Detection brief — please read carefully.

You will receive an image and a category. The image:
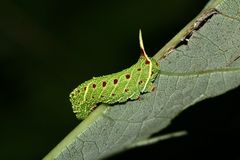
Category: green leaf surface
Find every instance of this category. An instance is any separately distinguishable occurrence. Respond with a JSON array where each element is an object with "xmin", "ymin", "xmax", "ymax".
[{"xmin": 44, "ymin": 0, "xmax": 240, "ymax": 159}]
